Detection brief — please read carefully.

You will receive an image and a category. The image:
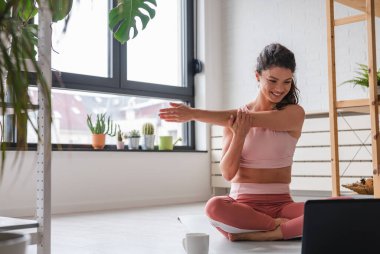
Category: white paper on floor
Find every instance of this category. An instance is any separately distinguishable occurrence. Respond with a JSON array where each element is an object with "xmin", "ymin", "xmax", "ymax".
[{"xmin": 178, "ymin": 214, "xmax": 302, "ymax": 254}]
